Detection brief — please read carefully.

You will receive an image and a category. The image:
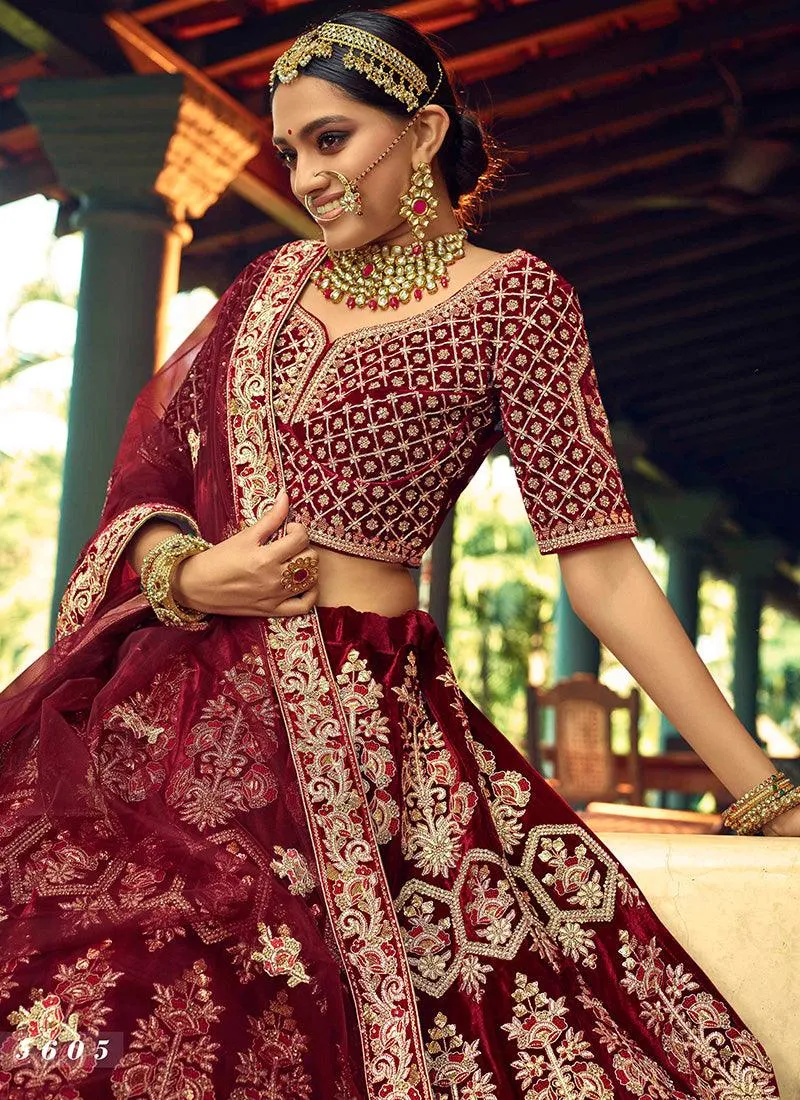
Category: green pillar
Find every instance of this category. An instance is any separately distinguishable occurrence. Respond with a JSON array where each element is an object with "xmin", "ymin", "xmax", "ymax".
[
  {"xmin": 724, "ymin": 537, "xmax": 783, "ymax": 743},
  {"xmin": 554, "ymin": 587, "xmax": 600, "ymax": 679},
  {"xmin": 17, "ymin": 73, "xmax": 260, "ymax": 639},
  {"xmin": 647, "ymin": 491, "xmax": 724, "ymax": 754},
  {"xmin": 429, "ymin": 506, "xmax": 455, "ymax": 642}
]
